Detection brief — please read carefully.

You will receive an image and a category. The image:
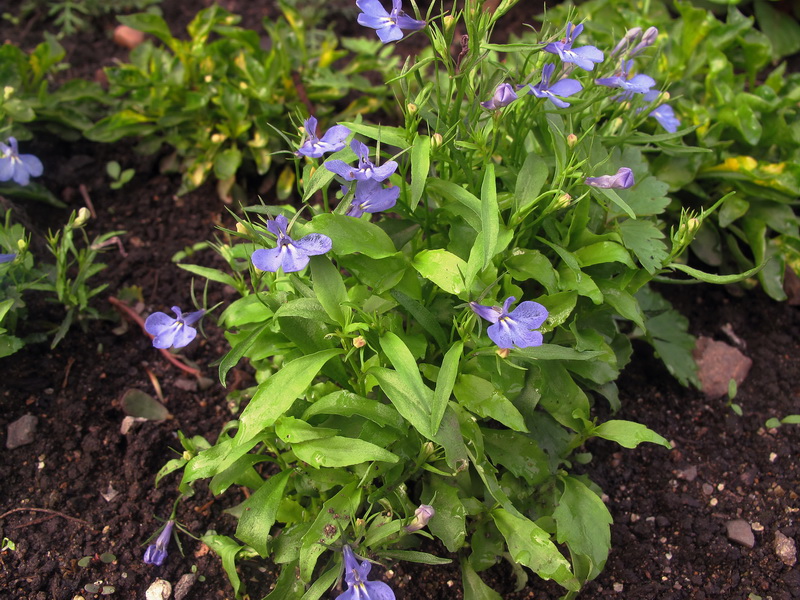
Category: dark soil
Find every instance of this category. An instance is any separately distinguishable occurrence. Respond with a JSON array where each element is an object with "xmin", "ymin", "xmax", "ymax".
[{"xmin": 1, "ymin": 2, "xmax": 799, "ymax": 600}]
